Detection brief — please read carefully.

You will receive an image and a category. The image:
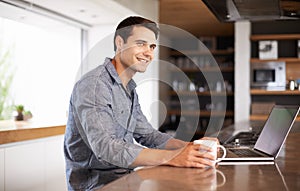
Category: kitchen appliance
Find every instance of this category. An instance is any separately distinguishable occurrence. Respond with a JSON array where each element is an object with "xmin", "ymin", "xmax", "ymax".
[
  {"xmin": 202, "ymin": 0, "xmax": 300, "ymax": 22},
  {"xmin": 250, "ymin": 61, "xmax": 286, "ymax": 90}
]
